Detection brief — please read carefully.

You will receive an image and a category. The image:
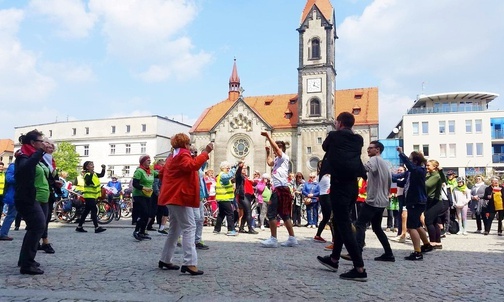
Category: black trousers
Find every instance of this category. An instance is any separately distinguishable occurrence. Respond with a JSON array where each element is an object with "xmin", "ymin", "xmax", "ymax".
[
  {"xmin": 78, "ymin": 198, "xmax": 98, "ymax": 228},
  {"xmin": 316, "ymin": 194, "xmax": 333, "ymax": 238},
  {"xmin": 292, "ymin": 204, "xmax": 302, "ymax": 226},
  {"xmin": 40, "ymin": 202, "xmax": 49, "ymax": 239},
  {"xmin": 214, "ymin": 201, "xmax": 234, "ymax": 232},
  {"xmin": 238, "ymin": 194, "xmax": 254, "ymax": 231},
  {"xmin": 330, "ymin": 180, "xmax": 364, "ymax": 268},
  {"xmin": 133, "ymin": 196, "xmax": 150, "ymax": 234},
  {"xmin": 355, "ymin": 203, "xmax": 393, "ymax": 255},
  {"xmin": 147, "ymin": 194, "xmax": 158, "ymax": 228},
  {"xmin": 16, "ymin": 202, "xmax": 46, "ymax": 268}
]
